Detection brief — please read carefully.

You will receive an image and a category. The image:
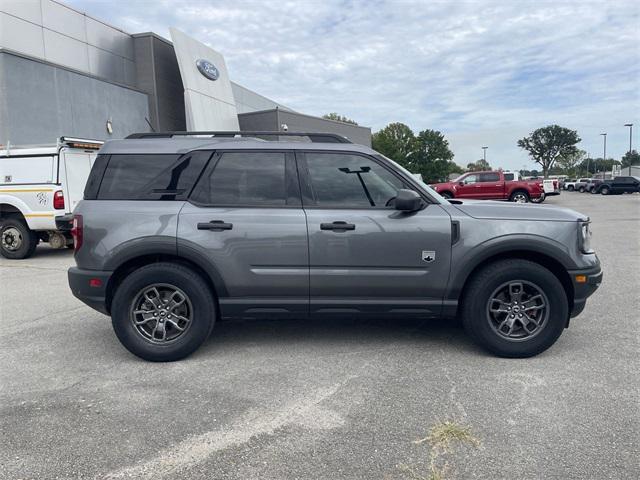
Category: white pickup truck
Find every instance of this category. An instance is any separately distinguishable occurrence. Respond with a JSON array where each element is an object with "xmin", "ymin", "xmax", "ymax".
[{"xmin": 0, "ymin": 137, "xmax": 102, "ymax": 259}]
